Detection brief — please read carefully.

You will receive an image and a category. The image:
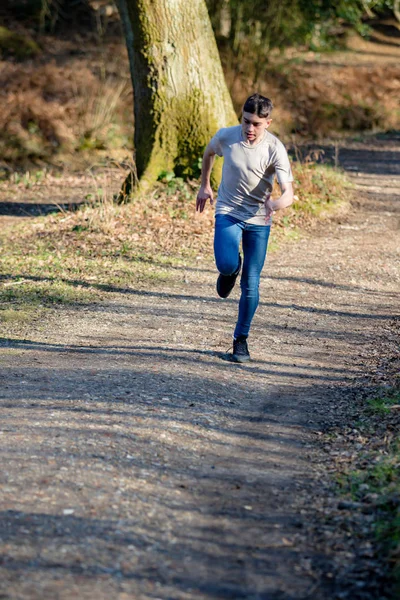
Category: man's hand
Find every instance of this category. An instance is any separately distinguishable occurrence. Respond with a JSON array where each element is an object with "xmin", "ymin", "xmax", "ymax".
[
  {"xmin": 196, "ymin": 185, "xmax": 214, "ymax": 213},
  {"xmin": 264, "ymin": 196, "xmax": 275, "ymax": 222},
  {"xmin": 196, "ymin": 143, "xmax": 216, "ymax": 213}
]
